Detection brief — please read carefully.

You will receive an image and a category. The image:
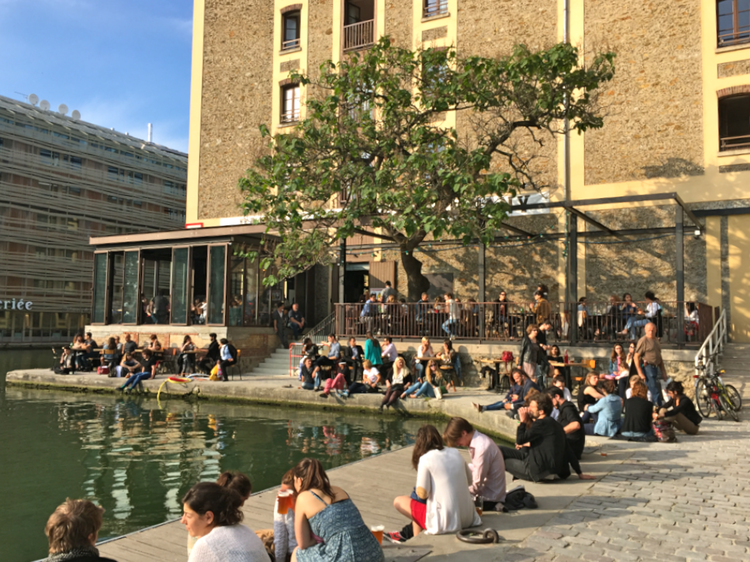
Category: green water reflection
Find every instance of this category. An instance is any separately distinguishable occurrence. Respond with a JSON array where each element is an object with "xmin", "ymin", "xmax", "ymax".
[{"xmin": 0, "ymin": 350, "xmax": 424, "ymax": 562}]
